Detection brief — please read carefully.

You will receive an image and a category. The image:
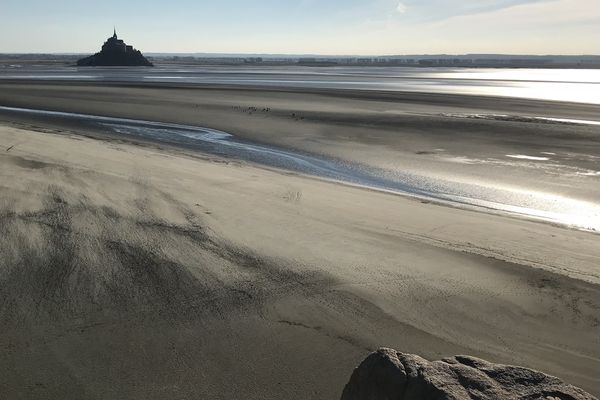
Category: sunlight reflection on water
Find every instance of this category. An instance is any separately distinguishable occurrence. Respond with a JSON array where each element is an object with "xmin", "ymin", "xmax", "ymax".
[{"xmin": 2, "ymin": 66, "xmax": 600, "ymax": 104}]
